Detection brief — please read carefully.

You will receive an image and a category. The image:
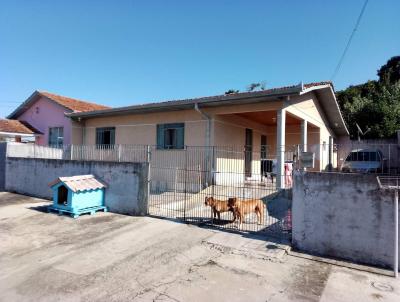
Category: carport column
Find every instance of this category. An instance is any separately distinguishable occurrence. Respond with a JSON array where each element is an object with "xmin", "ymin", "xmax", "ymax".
[
  {"xmin": 328, "ymin": 136, "xmax": 334, "ymax": 171},
  {"xmin": 300, "ymin": 120, "xmax": 307, "ymax": 171},
  {"xmin": 301, "ymin": 120, "xmax": 307, "ymax": 152},
  {"xmin": 276, "ymin": 108, "xmax": 286, "ymax": 189}
]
